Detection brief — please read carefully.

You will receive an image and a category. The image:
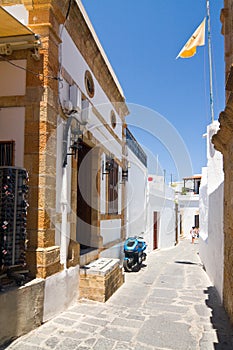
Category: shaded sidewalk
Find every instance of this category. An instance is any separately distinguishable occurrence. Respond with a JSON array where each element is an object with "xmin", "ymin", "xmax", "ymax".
[{"xmin": 1, "ymin": 239, "xmax": 233, "ymax": 350}]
